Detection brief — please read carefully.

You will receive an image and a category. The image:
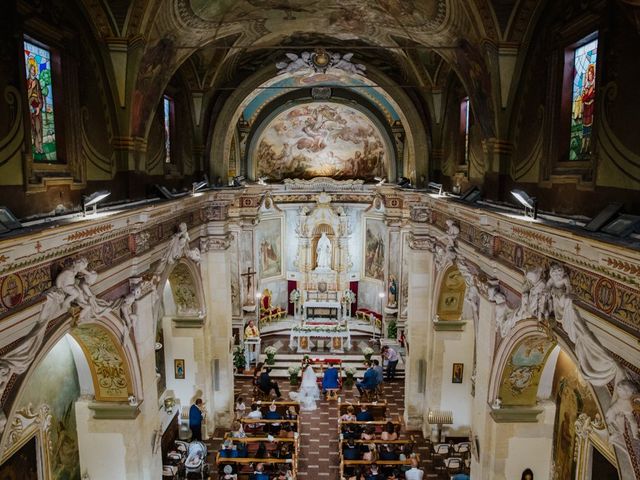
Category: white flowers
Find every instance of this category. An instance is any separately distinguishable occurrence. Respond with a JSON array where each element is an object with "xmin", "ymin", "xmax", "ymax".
[
  {"xmin": 342, "ymin": 289, "xmax": 356, "ymax": 304},
  {"xmin": 292, "ymin": 325, "xmax": 346, "ymax": 332},
  {"xmin": 289, "ymin": 289, "xmax": 301, "ymax": 303},
  {"xmin": 265, "ymin": 346, "xmax": 278, "ymax": 355},
  {"xmin": 288, "ymin": 366, "xmax": 301, "ymax": 375},
  {"xmin": 363, "ymin": 347, "xmax": 374, "ymax": 356},
  {"xmin": 345, "ymin": 367, "xmax": 356, "ymax": 376}
]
